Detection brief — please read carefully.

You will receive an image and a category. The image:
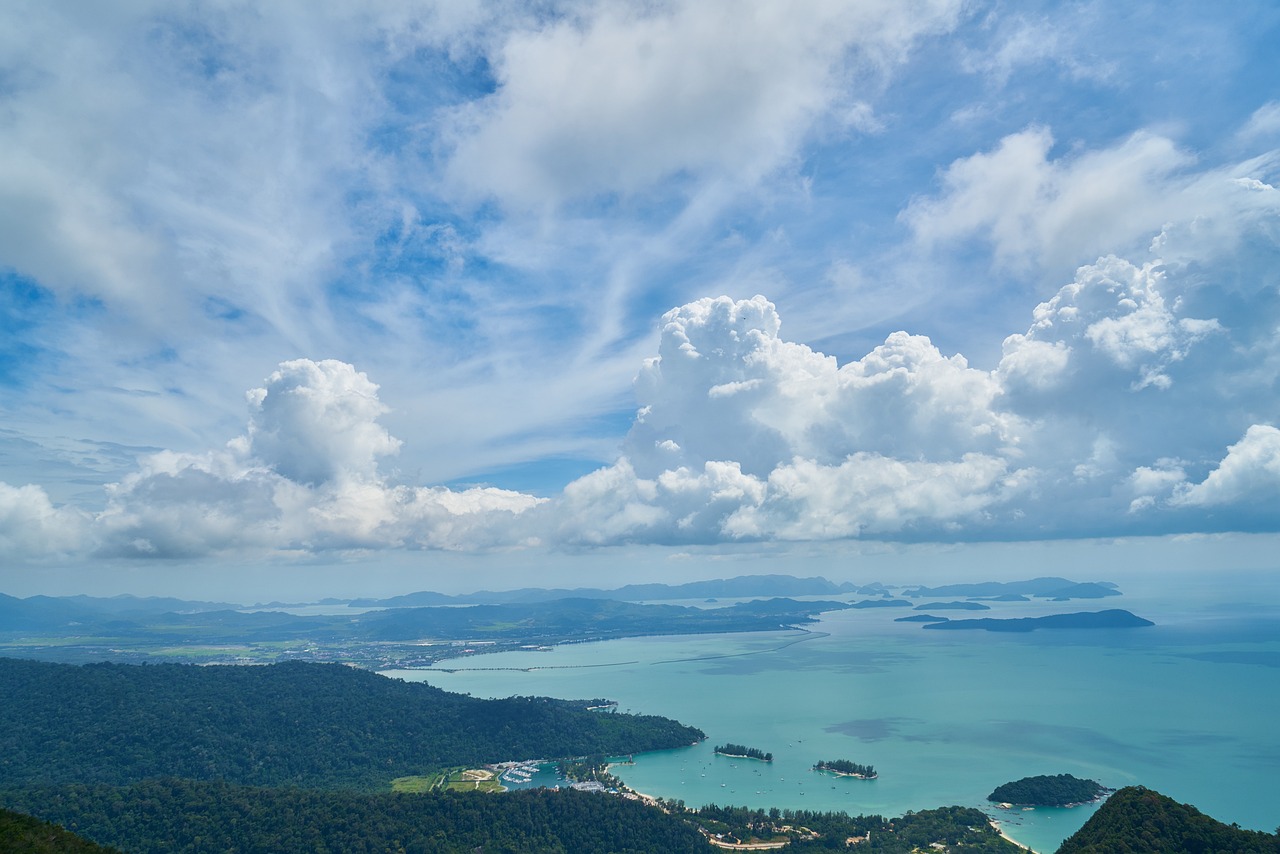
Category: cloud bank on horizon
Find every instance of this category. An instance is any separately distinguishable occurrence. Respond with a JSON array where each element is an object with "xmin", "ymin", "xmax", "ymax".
[{"xmin": 2, "ymin": 0, "xmax": 1279, "ymax": 567}]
